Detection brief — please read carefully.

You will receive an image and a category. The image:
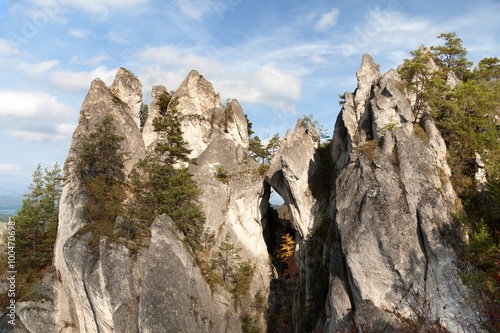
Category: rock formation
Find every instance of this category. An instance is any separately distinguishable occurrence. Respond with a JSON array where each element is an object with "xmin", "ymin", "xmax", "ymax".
[
  {"xmin": 324, "ymin": 54, "xmax": 480, "ymax": 332},
  {"xmin": 9, "ymin": 55, "xmax": 486, "ymax": 333}
]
